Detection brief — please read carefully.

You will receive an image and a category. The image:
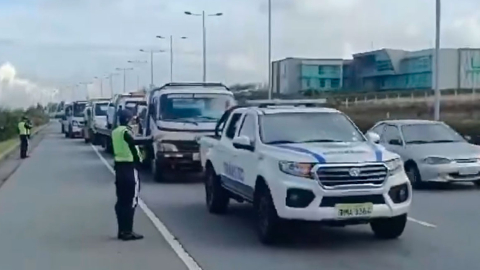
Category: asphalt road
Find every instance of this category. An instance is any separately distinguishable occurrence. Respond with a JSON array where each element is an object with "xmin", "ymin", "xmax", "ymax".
[{"xmin": 2, "ymin": 122, "xmax": 480, "ymax": 270}]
